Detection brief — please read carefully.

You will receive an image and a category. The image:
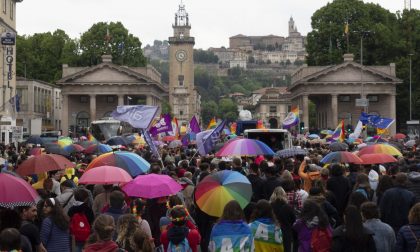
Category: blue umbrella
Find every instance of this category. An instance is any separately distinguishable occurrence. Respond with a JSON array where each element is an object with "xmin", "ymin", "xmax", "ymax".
[
  {"xmin": 26, "ymin": 135, "xmax": 44, "ymax": 145},
  {"xmin": 106, "ymin": 136, "xmax": 130, "ymax": 146},
  {"xmin": 308, "ymin": 134, "xmax": 320, "ymax": 139}
]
